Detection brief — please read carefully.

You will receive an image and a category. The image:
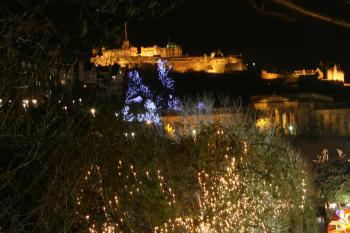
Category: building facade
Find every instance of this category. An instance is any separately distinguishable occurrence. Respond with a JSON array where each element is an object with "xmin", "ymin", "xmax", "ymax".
[{"xmin": 252, "ymin": 93, "xmax": 350, "ymax": 136}]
